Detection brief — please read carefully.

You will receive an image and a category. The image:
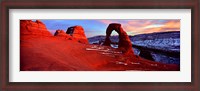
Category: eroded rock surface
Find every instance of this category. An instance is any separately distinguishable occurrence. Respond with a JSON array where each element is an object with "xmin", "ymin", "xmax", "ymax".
[
  {"xmin": 66, "ymin": 26, "xmax": 89, "ymax": 44},
  {"xmin": 54, "ymin": 30, "xmax": 66, "ymax": 36},
  {"xmin": 20, "ymin": 20, "xmax": 52, "ymax": 36}
]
